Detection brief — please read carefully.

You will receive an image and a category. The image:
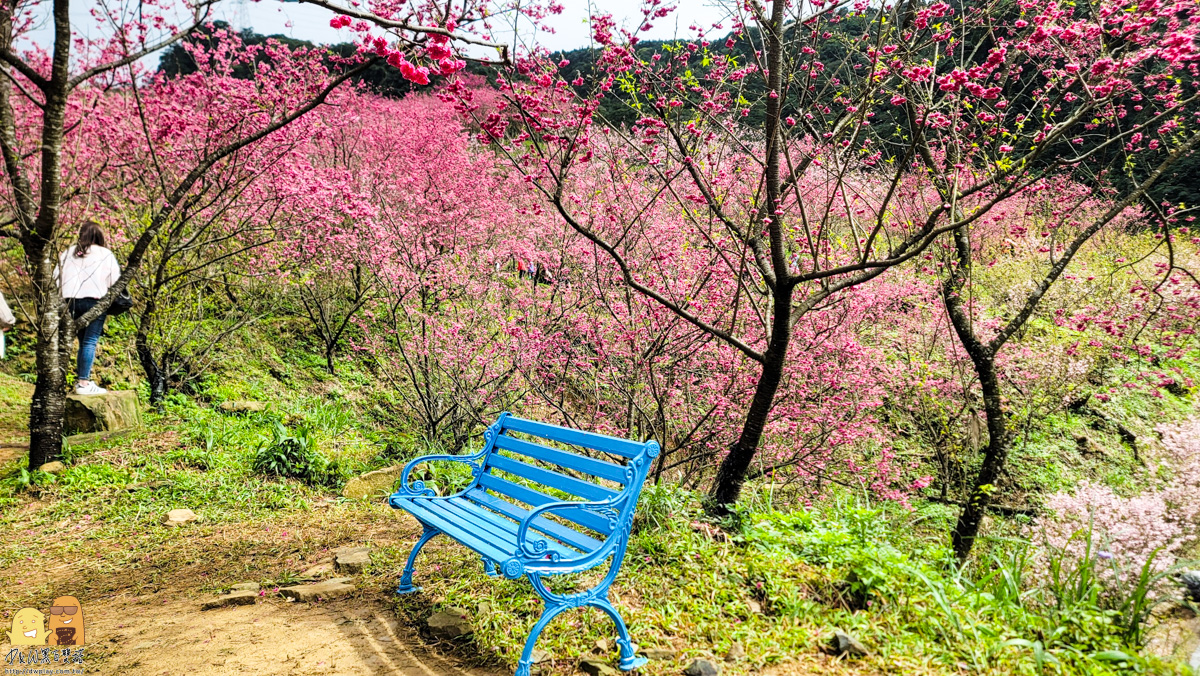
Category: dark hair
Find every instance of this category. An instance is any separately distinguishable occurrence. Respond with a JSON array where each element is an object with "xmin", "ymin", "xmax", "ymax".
[{"xmin": 75, "ymin": 220, "xmax": 105, "ymax": 258}]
